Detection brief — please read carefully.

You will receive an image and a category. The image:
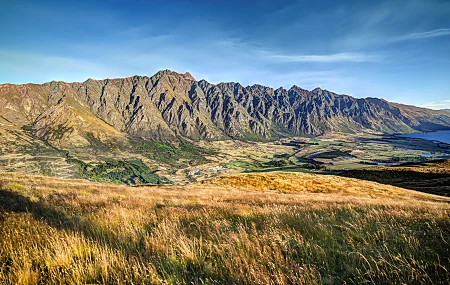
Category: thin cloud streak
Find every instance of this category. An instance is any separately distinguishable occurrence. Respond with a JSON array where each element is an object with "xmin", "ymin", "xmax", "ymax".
[
  {"xmin": 212, "ymin": 39, "xmax": 381, "ymax": 64},
  {"xmin": 269, "ymin": 52, "xmax": 381, "ymax": 63},
  {"xmin": 393, "ymin": 28, "xmax": 450, "ymax": 41},
  {"xmin": 421, "ymin": 100, "xmax": 450, "ymax": 110}
]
